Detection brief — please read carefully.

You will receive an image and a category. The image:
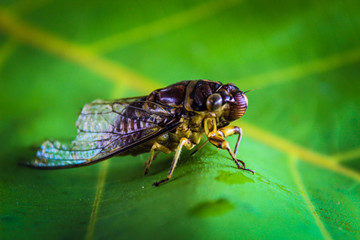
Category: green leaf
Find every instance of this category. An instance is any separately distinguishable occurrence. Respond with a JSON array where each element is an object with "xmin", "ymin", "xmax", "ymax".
[{"xmin": 1, "ymin": 0, "xmax": 359, "ymax": 239}]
